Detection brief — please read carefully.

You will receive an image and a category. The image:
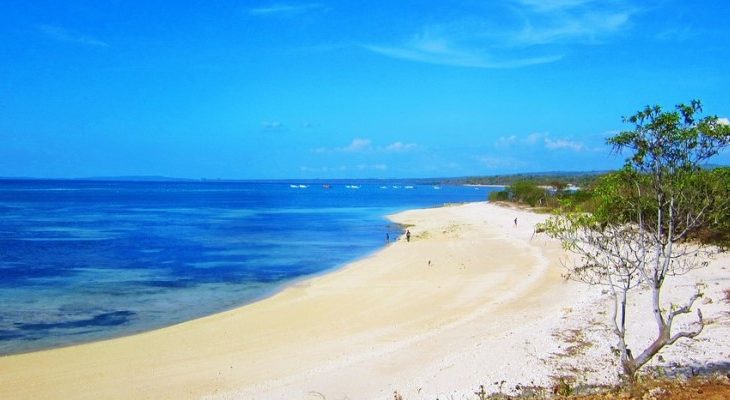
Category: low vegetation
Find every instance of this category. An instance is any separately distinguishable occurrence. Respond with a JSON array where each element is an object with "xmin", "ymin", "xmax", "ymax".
[
  {"xmin": 488, "ymin": 179, "xmax": 596, "ymax": 211},
  {"xmin": 488, "ymin": 168, "xmax": 729, "ymax": 248},
  {"xmin": 444, "ymin": 172, "xmax": 603, "ymax": 188},
  {"xmin": 392, "ymin": 375, "xmax": 730, "ymax": 399}
]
